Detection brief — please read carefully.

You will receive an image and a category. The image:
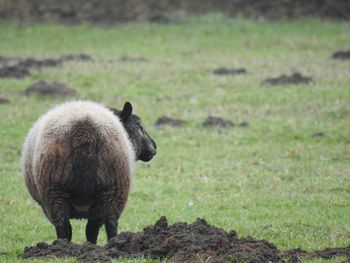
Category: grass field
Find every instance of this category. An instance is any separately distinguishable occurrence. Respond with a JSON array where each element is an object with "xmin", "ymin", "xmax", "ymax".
[{"xmin": 0, "ymin": 15, "xmax": 350, "ymax": 262}]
